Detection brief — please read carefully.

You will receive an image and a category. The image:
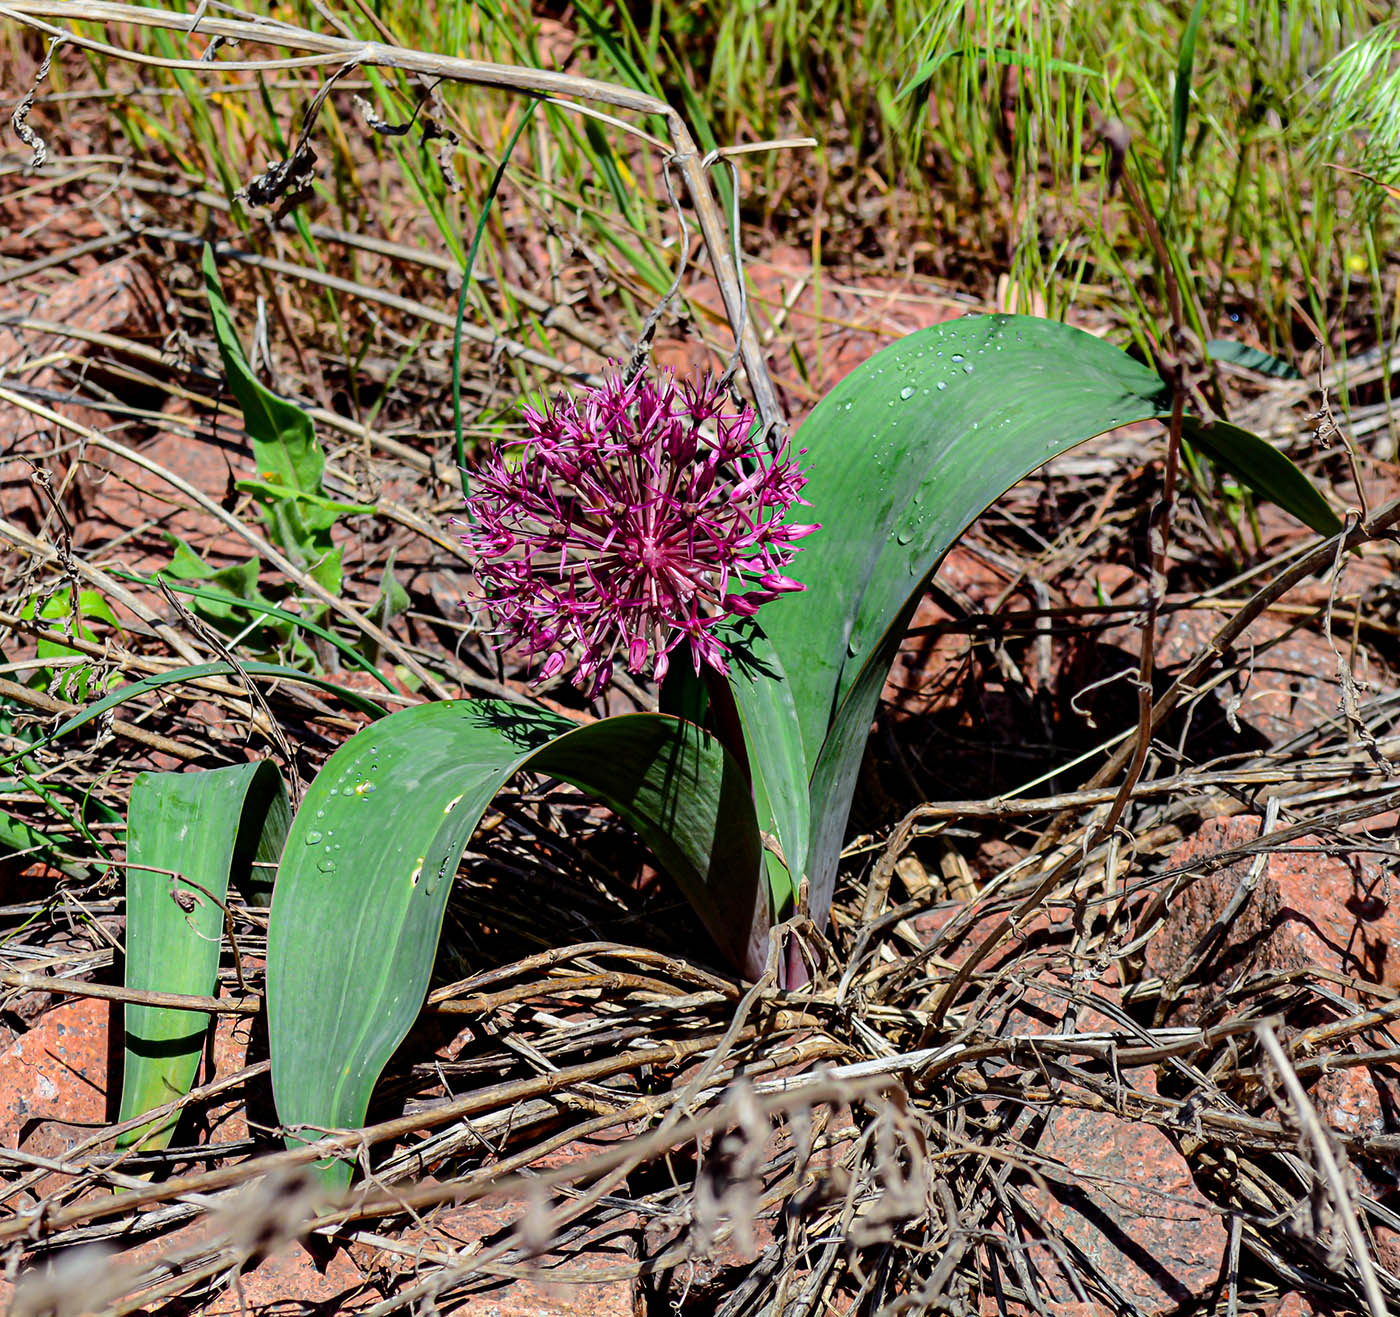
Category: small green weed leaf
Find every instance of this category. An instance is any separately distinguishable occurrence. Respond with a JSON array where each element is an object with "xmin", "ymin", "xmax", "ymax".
[
  {"xmin": 361, "ymin": 551, "xmax": 411, "ymax": 666},
  {"xmin": 121, "ymin": 560, "xmax": 398, "ymax": 694},
  {"xmin": 24, "ymin": 589, "xmax": 119, "ymax": 702},
  {"xmin": 163, "ymin": 536, "xmax": 288, "ymax": 637},
  {"xmin": 1205, "ymin": 339, "xmax": 1303, "ymax": 380},
  {"xmin": 119, "ymin": 761, "xmax": 288, "ymax": 1153},
  {"xmin": 749, "ymin": 314, "xmax": 1337, "ymax": 918},
  {"xmin": 202, "ymin": 245, "xmax": 343, "ymax": 596},
  {"xmin": 233, "ymin": 479, "xmax": 375, "ymax": 519},
  {"xmin": 267, "ymin": 702, "xmax": 761, "ymax": 1186},
  {"xmin": 0, "ymin": 806, "xmax": 86, "ymax": 878}
]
